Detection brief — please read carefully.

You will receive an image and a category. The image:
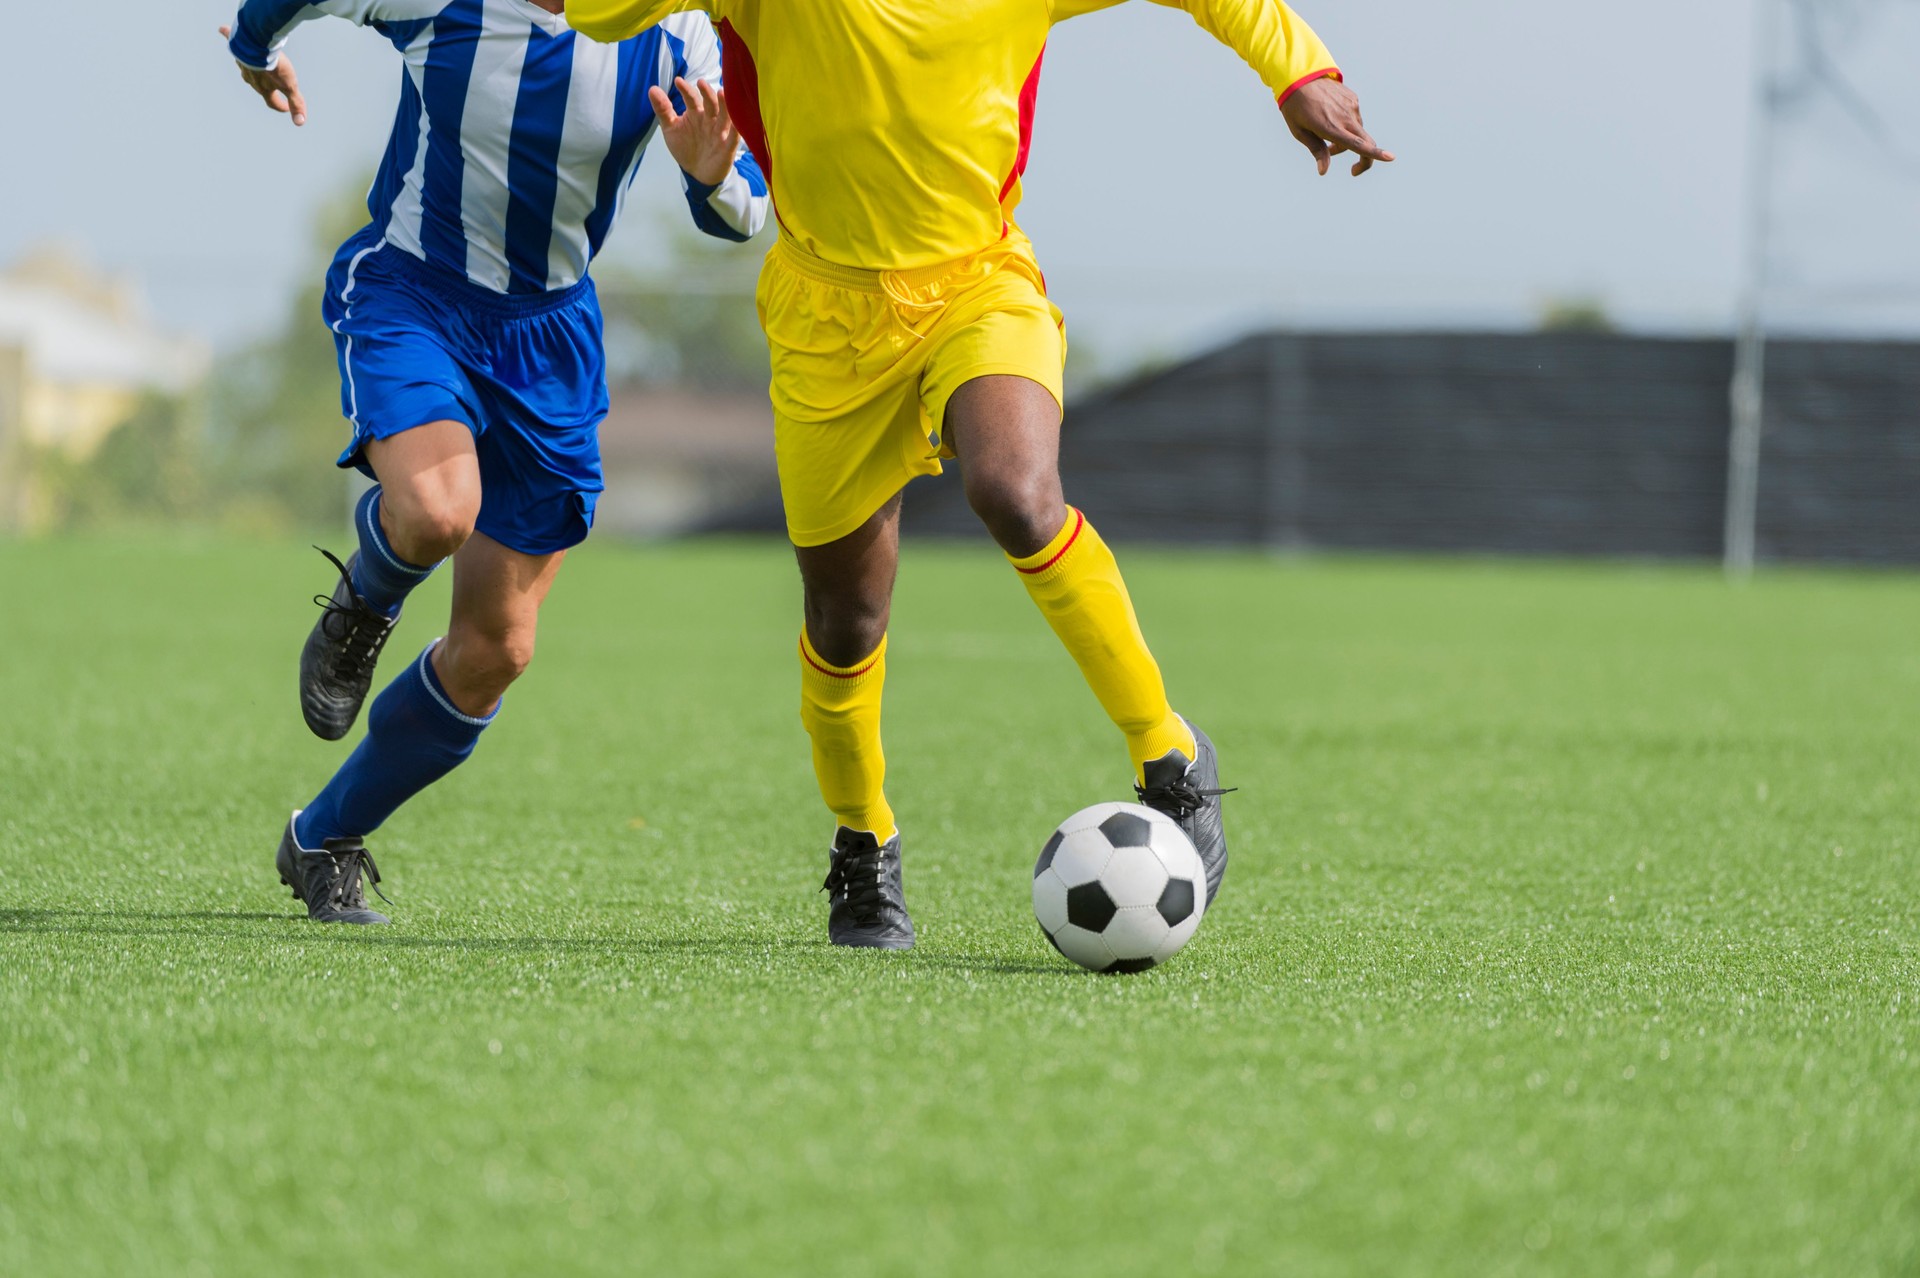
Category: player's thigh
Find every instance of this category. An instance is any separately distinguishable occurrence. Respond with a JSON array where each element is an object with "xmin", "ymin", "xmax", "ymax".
[
  {"xmin": 943, "ymin": 373, "xmax": 1066, "ymax": 489},
  {"xmin": 926, "ymin": 290, "xmax": 1066, "ymax": 488},
  {"xmin": 793, "ymin": 493, "xmax": 903, "ymax": 666},
  {"xmin": 364, "ymin": 421, "xmax": 484, "ymax": 537}
]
